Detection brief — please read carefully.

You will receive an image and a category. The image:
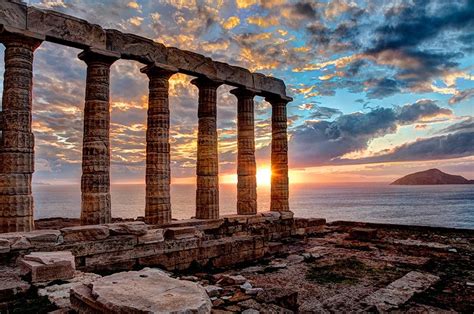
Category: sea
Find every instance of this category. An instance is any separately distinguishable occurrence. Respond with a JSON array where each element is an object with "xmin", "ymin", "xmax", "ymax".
[{"xmin": 33, "ymin": 183, "xmax": 474, "ymax": 229}]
